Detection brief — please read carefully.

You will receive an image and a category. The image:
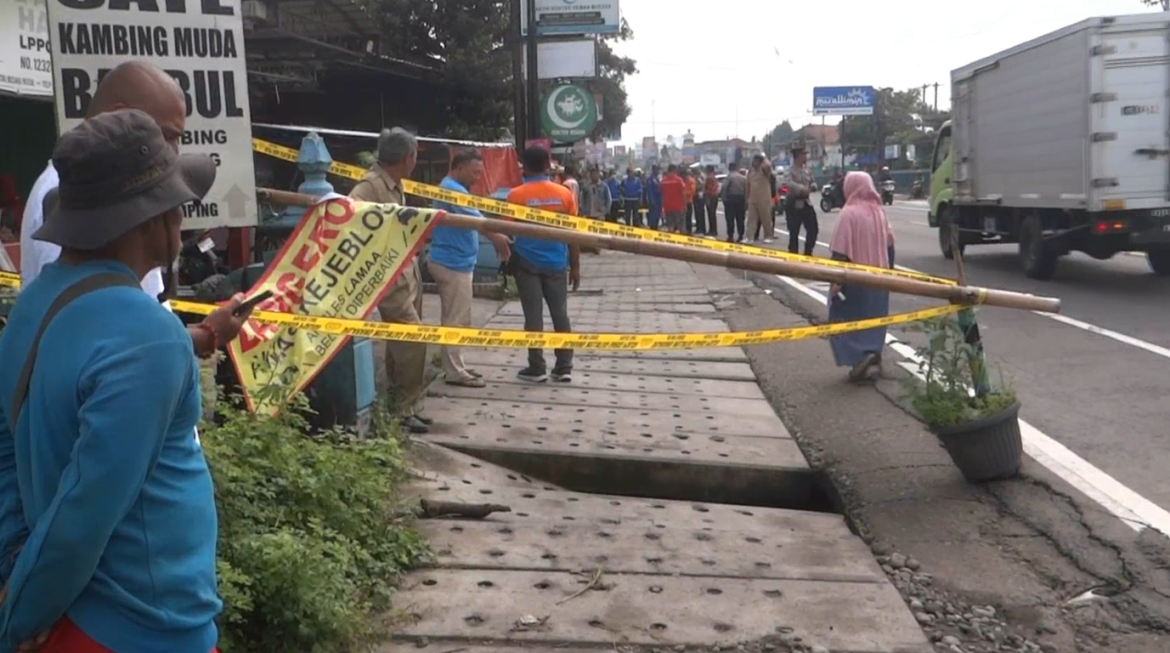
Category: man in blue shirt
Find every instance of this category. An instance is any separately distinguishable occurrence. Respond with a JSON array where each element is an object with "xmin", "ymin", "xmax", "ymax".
[
  {"xmin": 604, "ymin": 170, "xmax": 621, "ymax": 222},
  {"xmin": 429, "ymin": 150, "xmax": 511, "ymax": 388},
  {"xmin": 0, "ymin": 109, "xmax": 232, "ymax": 652},
  {"xmin": 620, "ymin": 169, "xmax": 643, "ymax": 227}
]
